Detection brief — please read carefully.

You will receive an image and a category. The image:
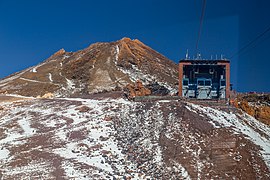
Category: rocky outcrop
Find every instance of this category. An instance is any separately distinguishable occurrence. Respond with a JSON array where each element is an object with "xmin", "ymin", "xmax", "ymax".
[
  {"xmin": 50, "ymin": 48, "xmax": 66, "ymax": 58},
  {"xmin": 235, "ymin": 94, "xmax": 270, "ymax": 125},
  {"xmin": 125, "ymin": 80, "xmax": 151, "ymax": 99},
  {"xmin": 41, "ymin": 92, "xmax": 54, "ymax": 99}
]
